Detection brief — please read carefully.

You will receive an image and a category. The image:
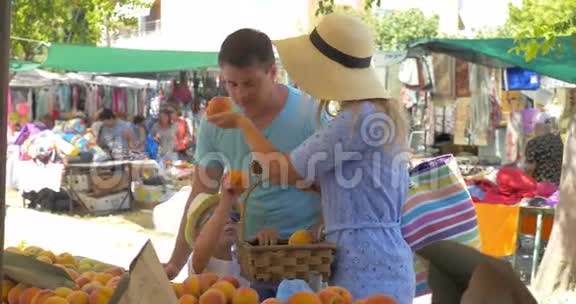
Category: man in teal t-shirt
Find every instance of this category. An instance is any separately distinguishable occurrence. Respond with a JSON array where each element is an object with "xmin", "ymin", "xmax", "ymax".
[
  {"xmin": 194, "ymin": 84, "xmax": 321, "ymax": 240},
  {"xmin": 164, "ymin": 28, "xmax": 322, "ymax": 298}
]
